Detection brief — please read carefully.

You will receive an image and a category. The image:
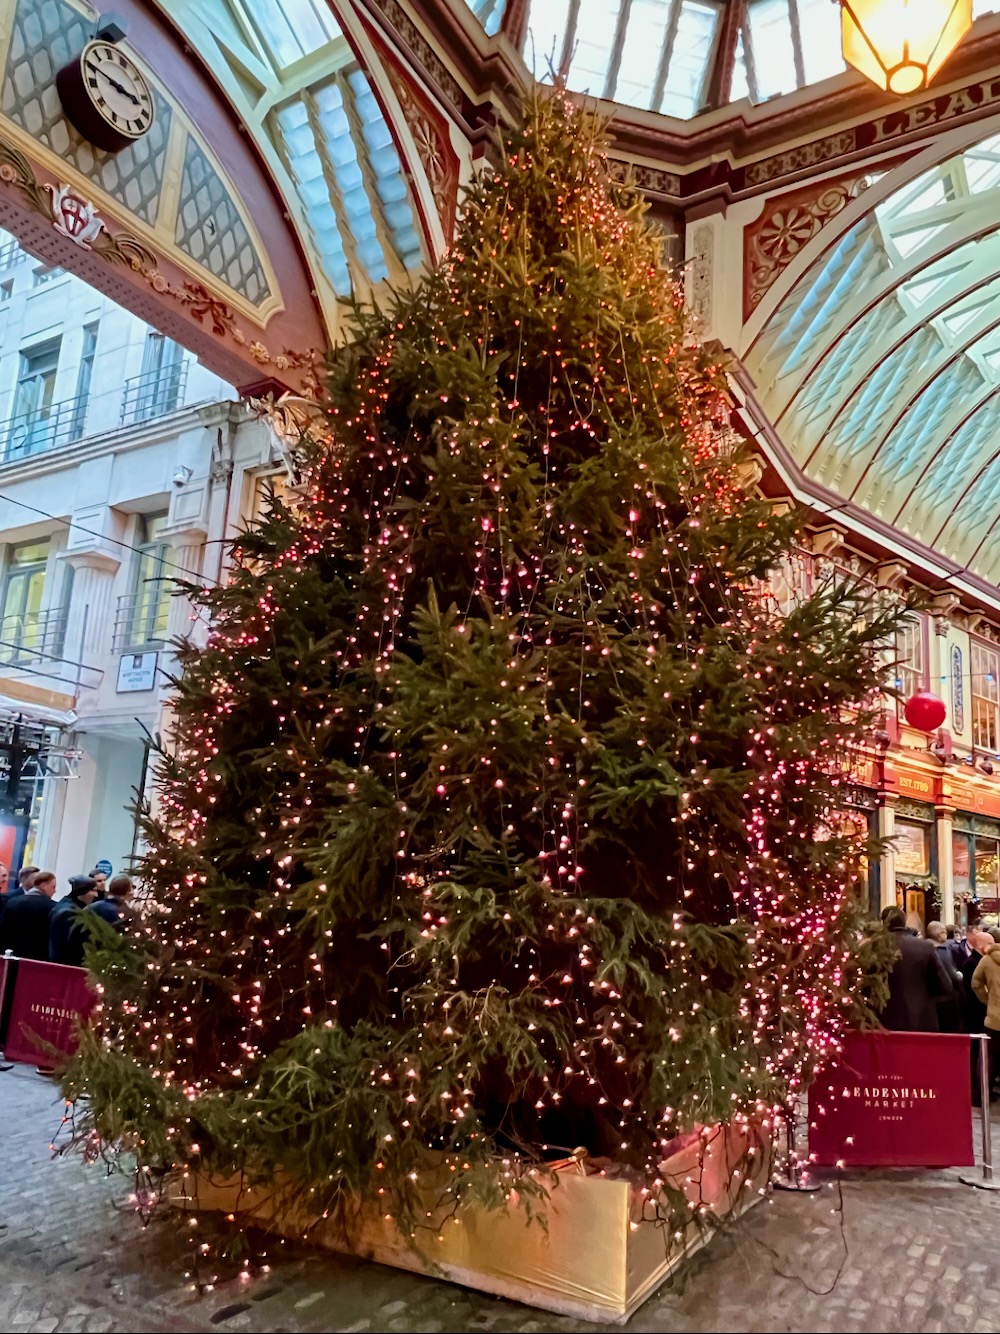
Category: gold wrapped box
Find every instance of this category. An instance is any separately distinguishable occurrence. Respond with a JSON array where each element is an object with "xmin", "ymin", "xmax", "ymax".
[{"xmin": 171, "ymin": 1117, "xmax": 769, "ymax": 1324}]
